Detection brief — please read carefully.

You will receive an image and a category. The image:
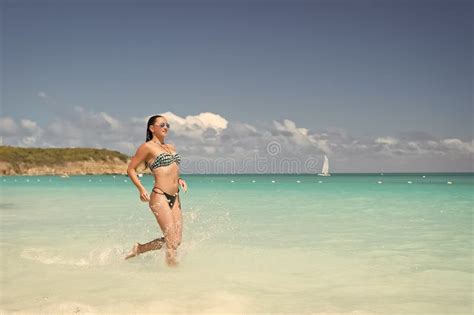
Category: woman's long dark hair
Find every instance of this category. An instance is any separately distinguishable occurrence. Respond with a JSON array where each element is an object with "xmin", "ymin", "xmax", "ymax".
[
  {"xmin": 146, "ymin": 115, "xmax": 163, "ymax": 142},
  {"xmin": 144, "ymin": 115, "xmax": 163, "ymax": 169}
]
